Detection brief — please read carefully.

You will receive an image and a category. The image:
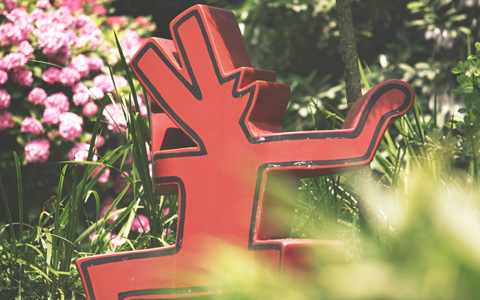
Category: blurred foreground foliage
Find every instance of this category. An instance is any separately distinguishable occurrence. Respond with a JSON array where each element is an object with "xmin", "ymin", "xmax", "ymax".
[{"xmin": 201, "ymin": 163, "xmax": 480, "ymax": 299}]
